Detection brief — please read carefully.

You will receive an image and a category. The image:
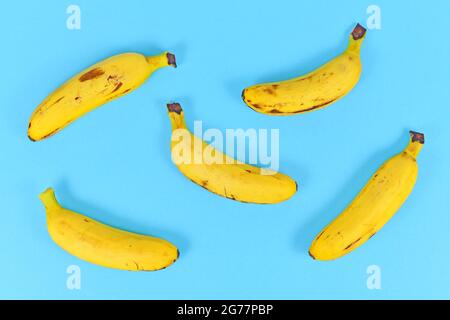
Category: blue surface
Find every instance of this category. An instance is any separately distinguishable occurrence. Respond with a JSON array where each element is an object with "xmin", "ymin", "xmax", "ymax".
[{"xmin": 0, "ymin": 0, "xmax": 449, "ymax": 299}]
